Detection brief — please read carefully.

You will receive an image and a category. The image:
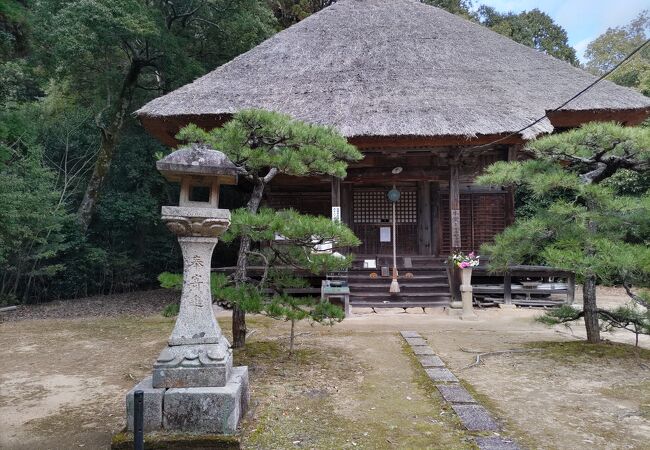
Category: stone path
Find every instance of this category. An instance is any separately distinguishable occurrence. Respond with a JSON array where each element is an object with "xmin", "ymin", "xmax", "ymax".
[{"xmin": 400, "ymin": 331, "xmax": 521, "ymax": 450}]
